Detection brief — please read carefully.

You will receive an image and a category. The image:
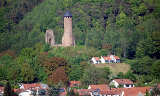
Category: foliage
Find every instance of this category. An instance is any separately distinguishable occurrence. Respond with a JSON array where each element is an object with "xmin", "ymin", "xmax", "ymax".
[
  {"xmin": 69, "ymin": 64, "xmax": 83, "ymax": 81},
  {"xmin": 67, "ymin": 89, "xmax": 79, "ymax": 96},
  {"xmin": 150, "ymin": 84, "xmax": 160, "ymax": 96},
  {"xmin": 81, "ymin": 65, "xmax": 110, "ymax": 86}
]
